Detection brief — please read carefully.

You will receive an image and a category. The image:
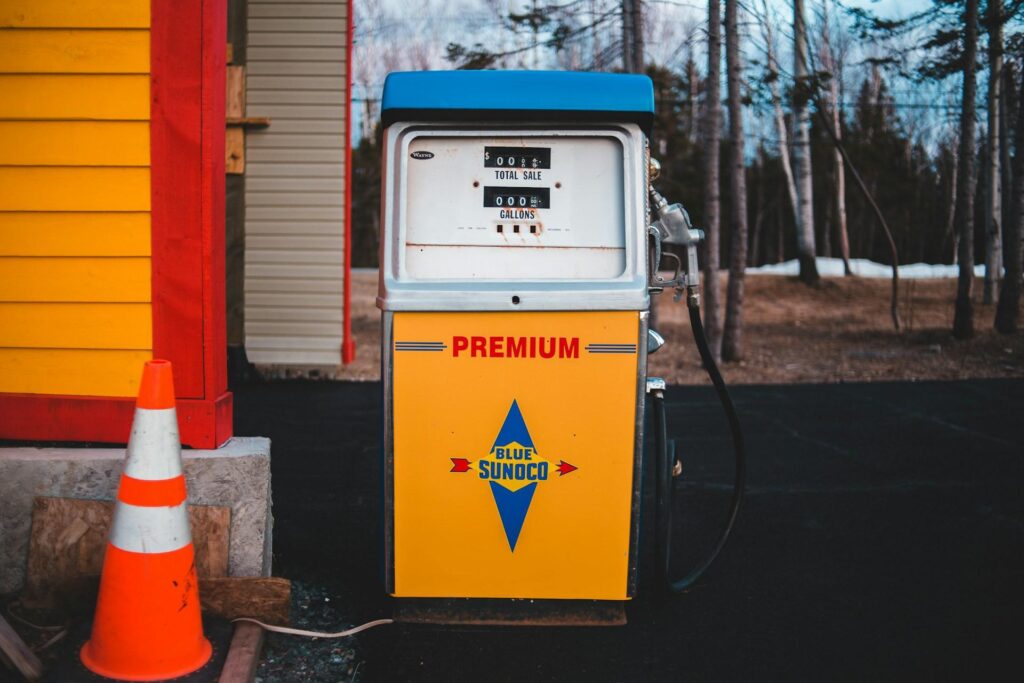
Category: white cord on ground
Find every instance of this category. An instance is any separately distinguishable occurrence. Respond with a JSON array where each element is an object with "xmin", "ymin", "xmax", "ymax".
[{"xmin": 232, "ymin": 617, "xmax": 393, "ymax": 638}]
